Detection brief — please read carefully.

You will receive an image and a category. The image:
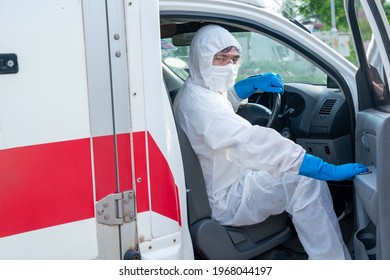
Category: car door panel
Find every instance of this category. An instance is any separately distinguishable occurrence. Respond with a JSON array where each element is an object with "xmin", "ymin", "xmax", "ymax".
[
  {"xmin": 354, "ymin": 108, "xmax": 390, "ymax": 259},
  {"xmin": 346, "ymin": 0, "xmax": 390, "ymax": 259}
]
